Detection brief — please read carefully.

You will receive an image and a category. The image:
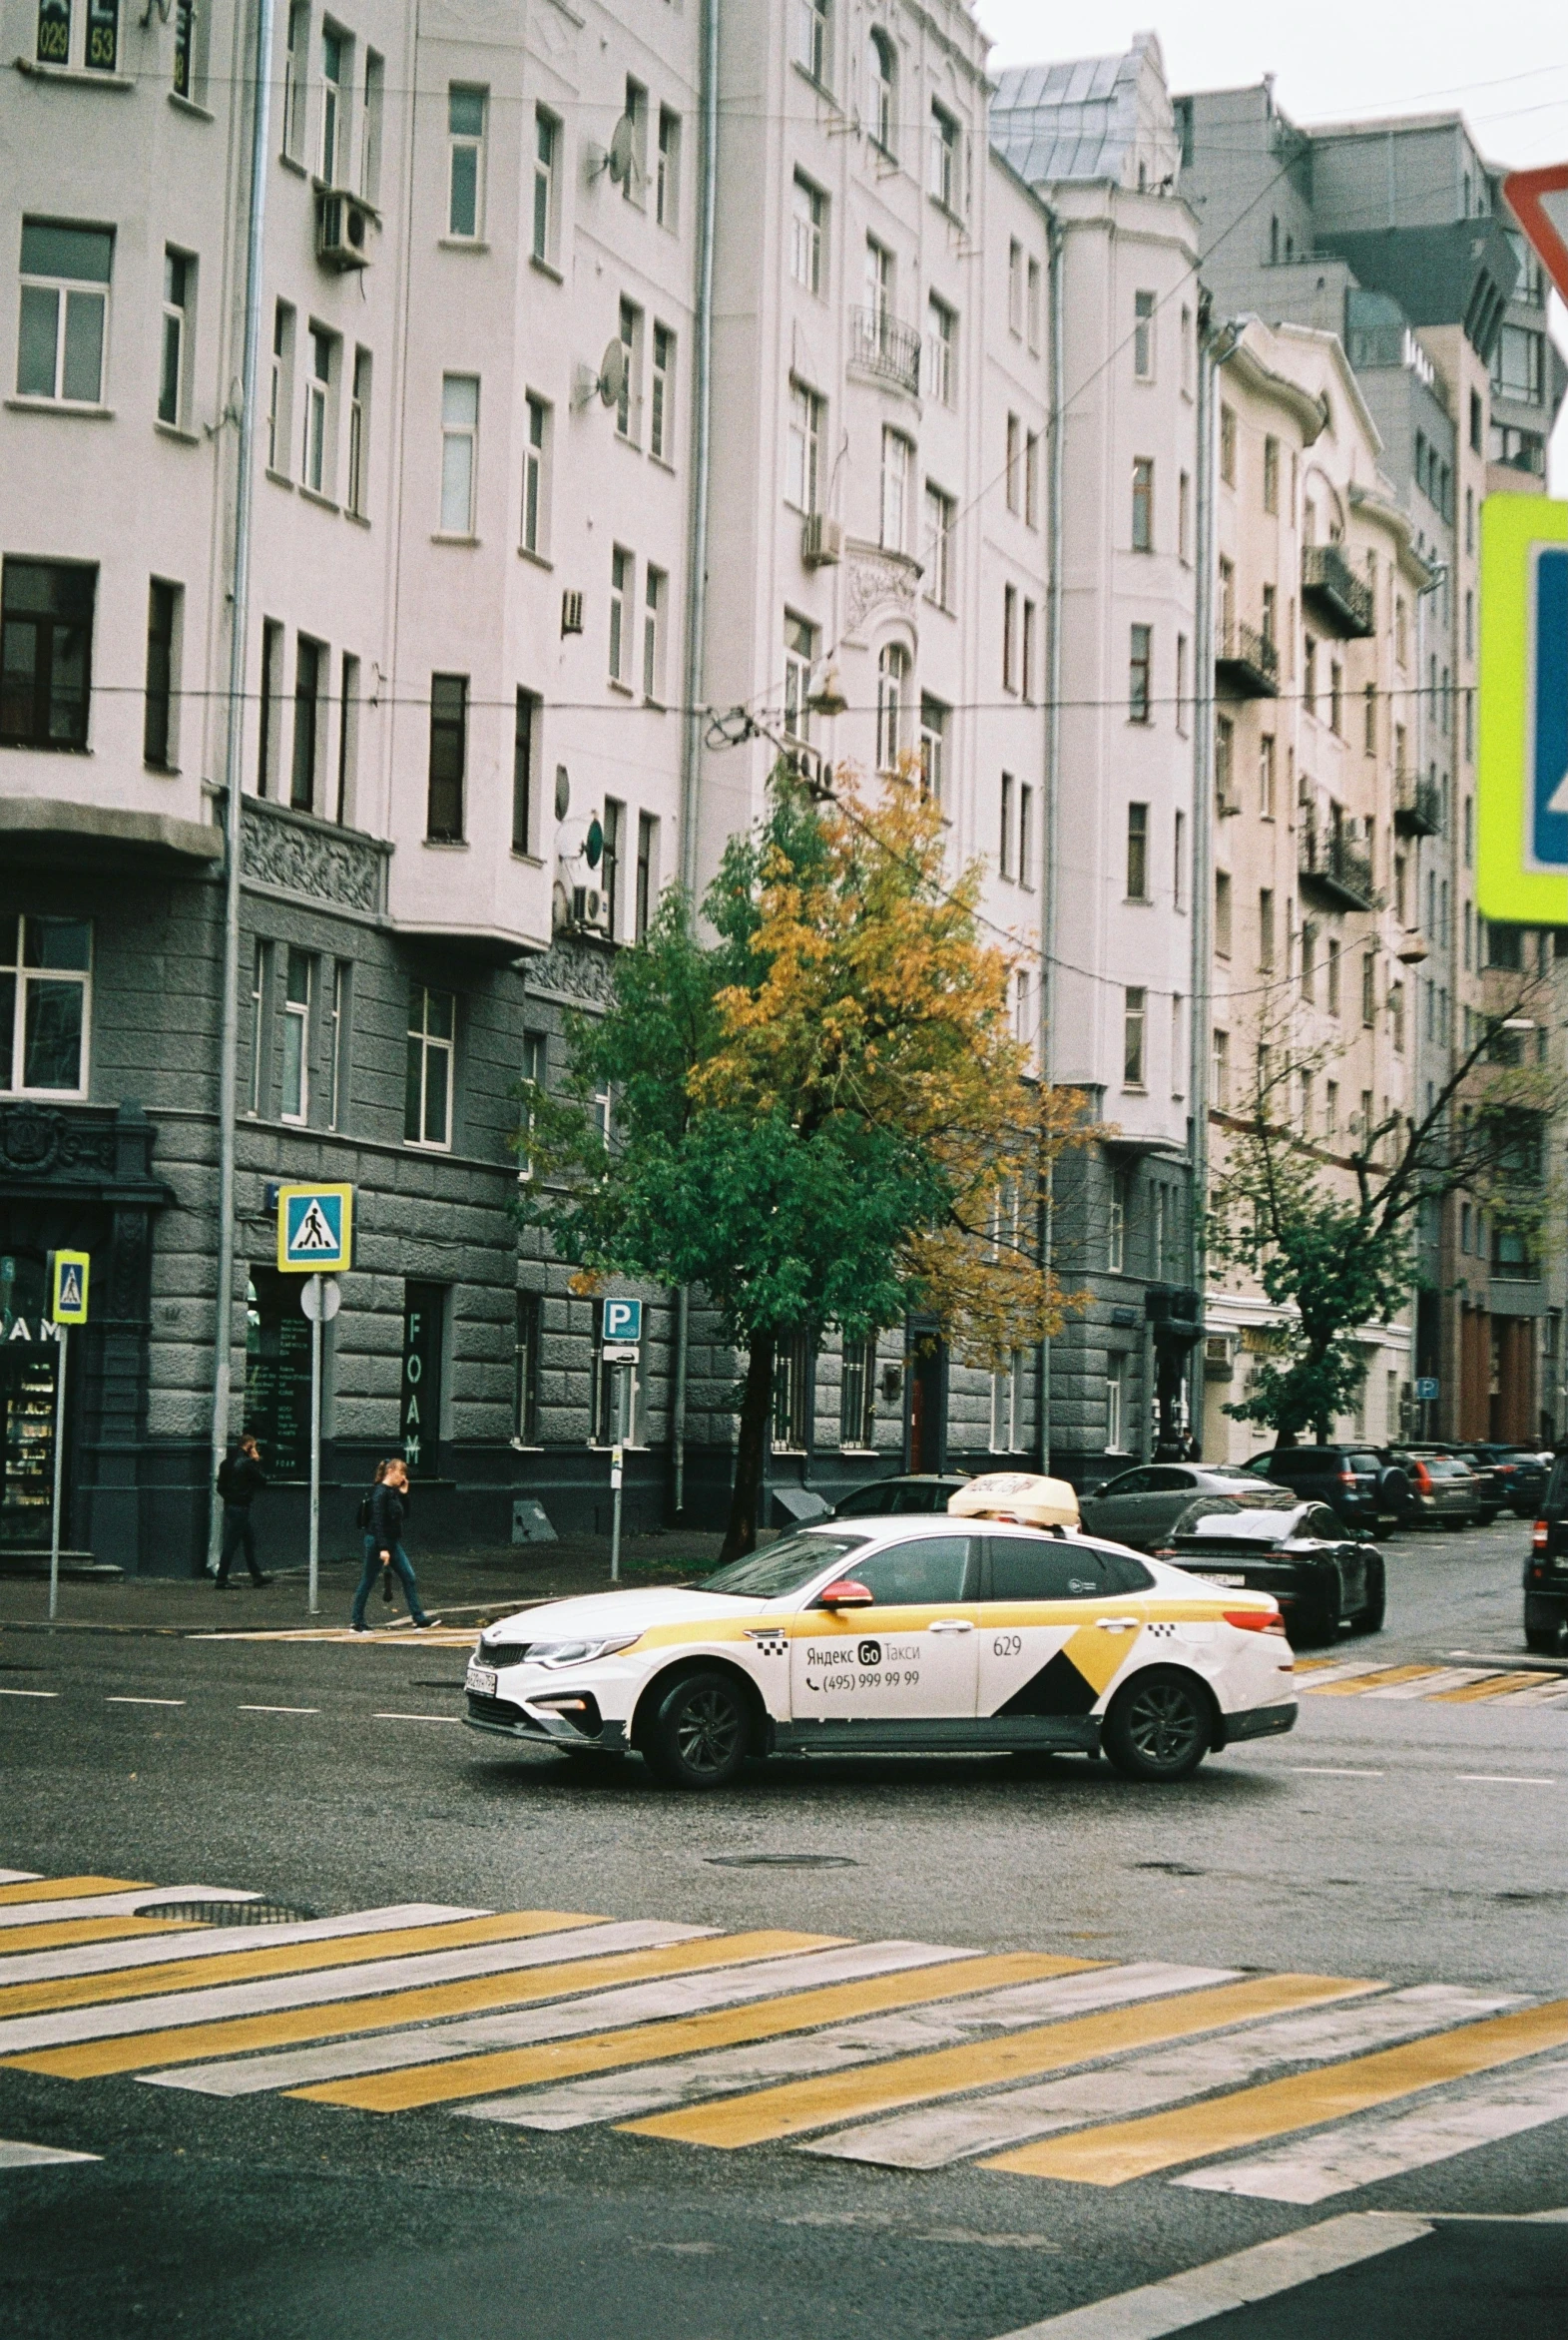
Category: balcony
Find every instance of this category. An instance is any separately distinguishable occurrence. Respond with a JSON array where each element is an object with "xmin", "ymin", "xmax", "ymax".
[
  {"xmin": 1300, "ymin": 817, "xmax": 1376, "ymax": 911},
  {"xmin": 1302, "ymin": 542, "xmax": 1374, "ymax": 637},
  {"xmin": 1215, "ymin": 620, "xmax": 1280, "ymax": 699},
  {"xmin": 1393, "ymin": 771, "xmax": 1442, "ymax": 838},
  {"xmin": 847, "ymin": 306, "xmax": 921, "ymax": 397}
]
